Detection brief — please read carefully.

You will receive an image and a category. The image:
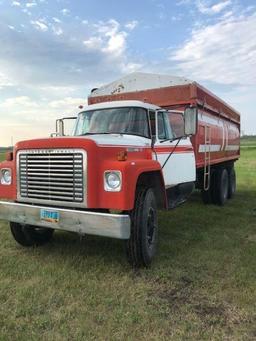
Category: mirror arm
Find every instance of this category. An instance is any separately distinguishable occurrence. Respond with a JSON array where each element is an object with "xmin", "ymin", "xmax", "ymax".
[{"xmin": 51, "ymin": 116, "xmax": 77, "ymax": 137}]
